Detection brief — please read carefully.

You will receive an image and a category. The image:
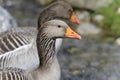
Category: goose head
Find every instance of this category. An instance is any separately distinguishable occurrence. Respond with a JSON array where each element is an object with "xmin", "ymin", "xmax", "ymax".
[
  {"xmin": 49, "ymin": 1, "xmax": 80, "ymax": 24},
  {"xmin": 37, "ymin": 19, "xmax": 81, "ymax": 67},
  {"xmin": 39, "ymin": 19, "xmax": 81, "ymax": 40},
  {"xmin": 38, "ymin": 1, "xmax": 80, "ymax": 29}
]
